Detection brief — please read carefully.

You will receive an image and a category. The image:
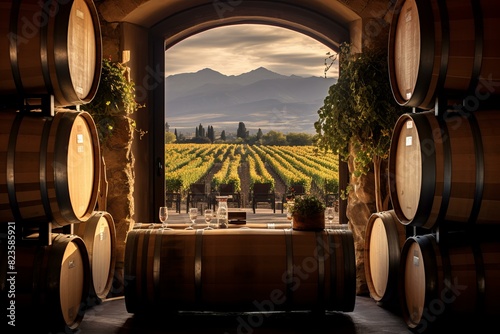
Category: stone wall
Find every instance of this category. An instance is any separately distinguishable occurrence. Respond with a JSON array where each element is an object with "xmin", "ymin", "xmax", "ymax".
[{"xmin": 101, "ymin": 116, "xmax": 136, "ymax": 296}]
